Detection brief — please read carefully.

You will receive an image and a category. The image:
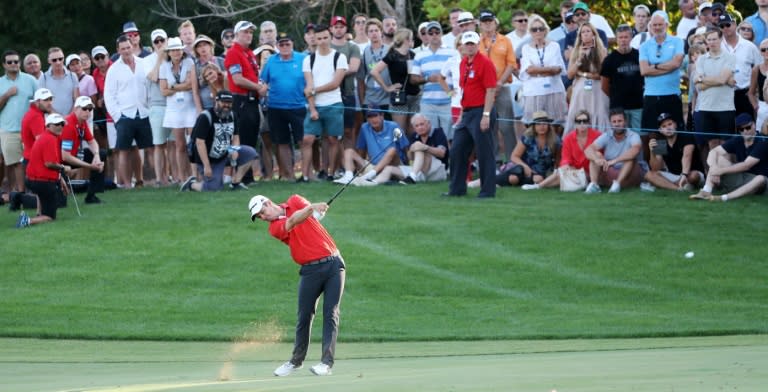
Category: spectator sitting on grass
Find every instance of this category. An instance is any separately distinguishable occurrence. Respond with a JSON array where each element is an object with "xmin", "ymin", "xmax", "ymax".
[
  {"xmin": 522, "ymin": 109, "xmax": 600, "ymax": 190},
  {"xmin": 583, "ymin": 108, "xmax": 646, "ymax": 194},
  {"xmin": 358, "ymin": 113, "xmax": 448, "ymax": 185},
  {"xmin": 690, "ymin": 113, "xmax": 768, "ymax": 201},
  {"xmin": 470, "ymin": 111, "xmax": 560, "ymax": 189},
  {"xmin": 643, "ymin": 113, "xmax": 704, "ymax": 192},
  {"xmin": 336, "ymin": 105, "xmax": 409, "ymax": 185},
  {"xmin": 180, "ymin": 91, "xmax": 258, "ymax": 192}
]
